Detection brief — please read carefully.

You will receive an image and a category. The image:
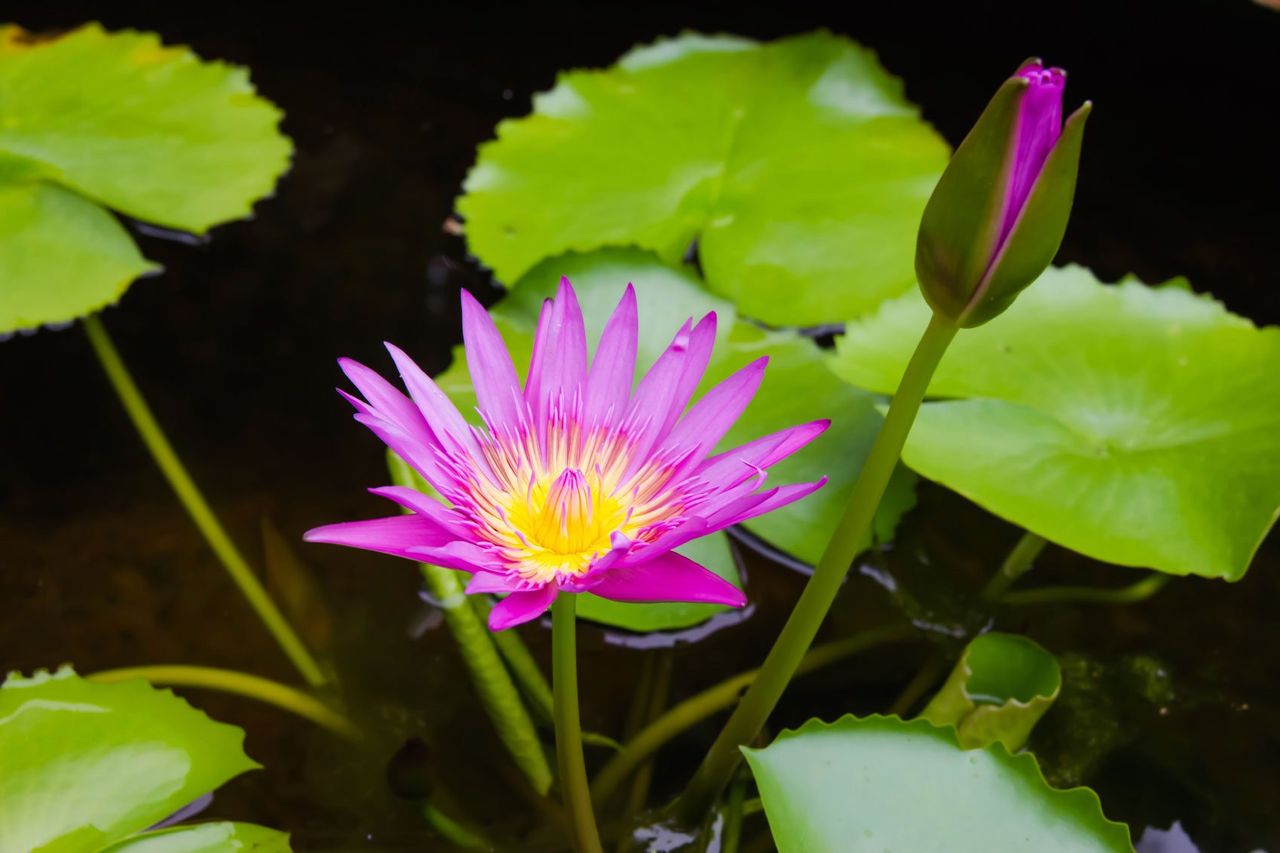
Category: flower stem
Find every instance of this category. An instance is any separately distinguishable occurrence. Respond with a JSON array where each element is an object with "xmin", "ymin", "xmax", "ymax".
[
  {"xmin": 470, "ymin": 593, "xmax": 555, "ymax": 722},
  {"xmin": 82, "ymin": 314, "xmax": 326, "ymax": 687},
  {"xmin": 421, "ymin": 800, "xmax": 494, "ymax": 850},
  {"xmin": 673, "ymin": 312, "xmax": 957, "ymax": 824},
  {"xmin": 722, "ymin": 774, "xmax": 748, "ymax": 853},
  {"xmin": 87, "ymin": 664, "xmax": 358, "ymax": 738},
  {"xmin": 552, "ymin": 594, "xmax": 603, "ymax": 853},
  {"xmin": 592, "ymin": 623, "xmax": 916, "ymax": 807},
  {"xmin": 982, "ymin": 530, "xmax": 1048, "ymax": 600},
  {"xmin": 1002, "ymin": 572, "xmax": 1169, "ymax": 606}
]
